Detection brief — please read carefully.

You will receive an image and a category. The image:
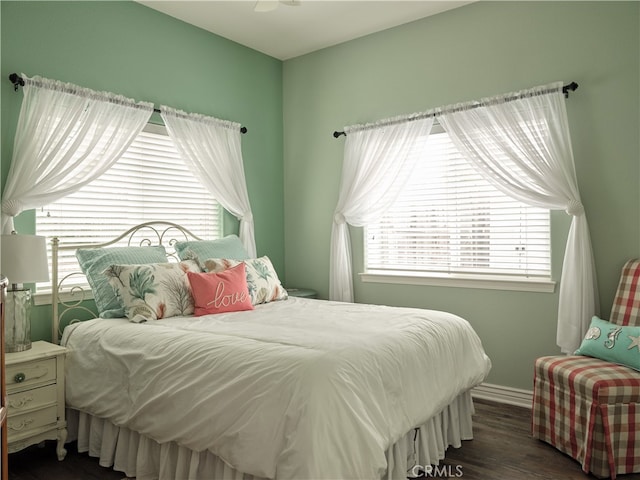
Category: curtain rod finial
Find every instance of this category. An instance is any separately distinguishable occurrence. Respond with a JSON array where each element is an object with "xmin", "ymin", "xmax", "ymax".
[
  {"xmin": 562, "ymin": 81, "xmax": 578, "ymax": 98},
  {"xmin": 333, "ymin": 131, "xmax": 345, "ymax": 138},
  {"xmin": 9, "ymin": 73, "xmax": 24, "ymax": 91}
]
